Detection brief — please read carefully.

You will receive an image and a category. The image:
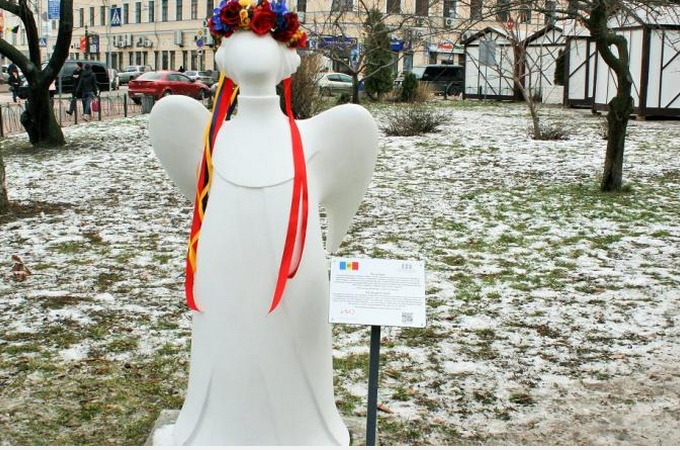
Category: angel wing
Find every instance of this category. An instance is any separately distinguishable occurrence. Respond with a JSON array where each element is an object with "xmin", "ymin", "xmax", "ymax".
[
  {"xmin": 304, "ymin": 104, "xmax": 379, "ymax": 253},
  {"xmin": 148, "ymin": 95, "xmax": 211, "ymax": 200}
]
